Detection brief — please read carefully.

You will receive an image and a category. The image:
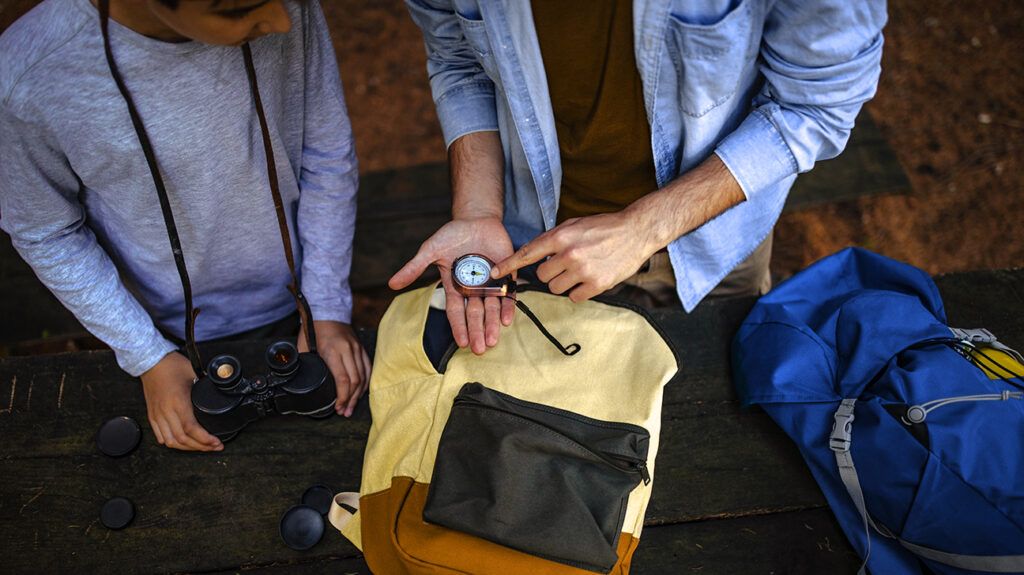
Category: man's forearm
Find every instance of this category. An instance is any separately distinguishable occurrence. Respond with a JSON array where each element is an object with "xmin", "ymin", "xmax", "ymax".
[
  {"xmin": 625, "ymin": 154, "xmax": 746, "ymax": 255},
  {"xmin": 449, "ymin": 131, "xmax": 505, "ymax": 220}
]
